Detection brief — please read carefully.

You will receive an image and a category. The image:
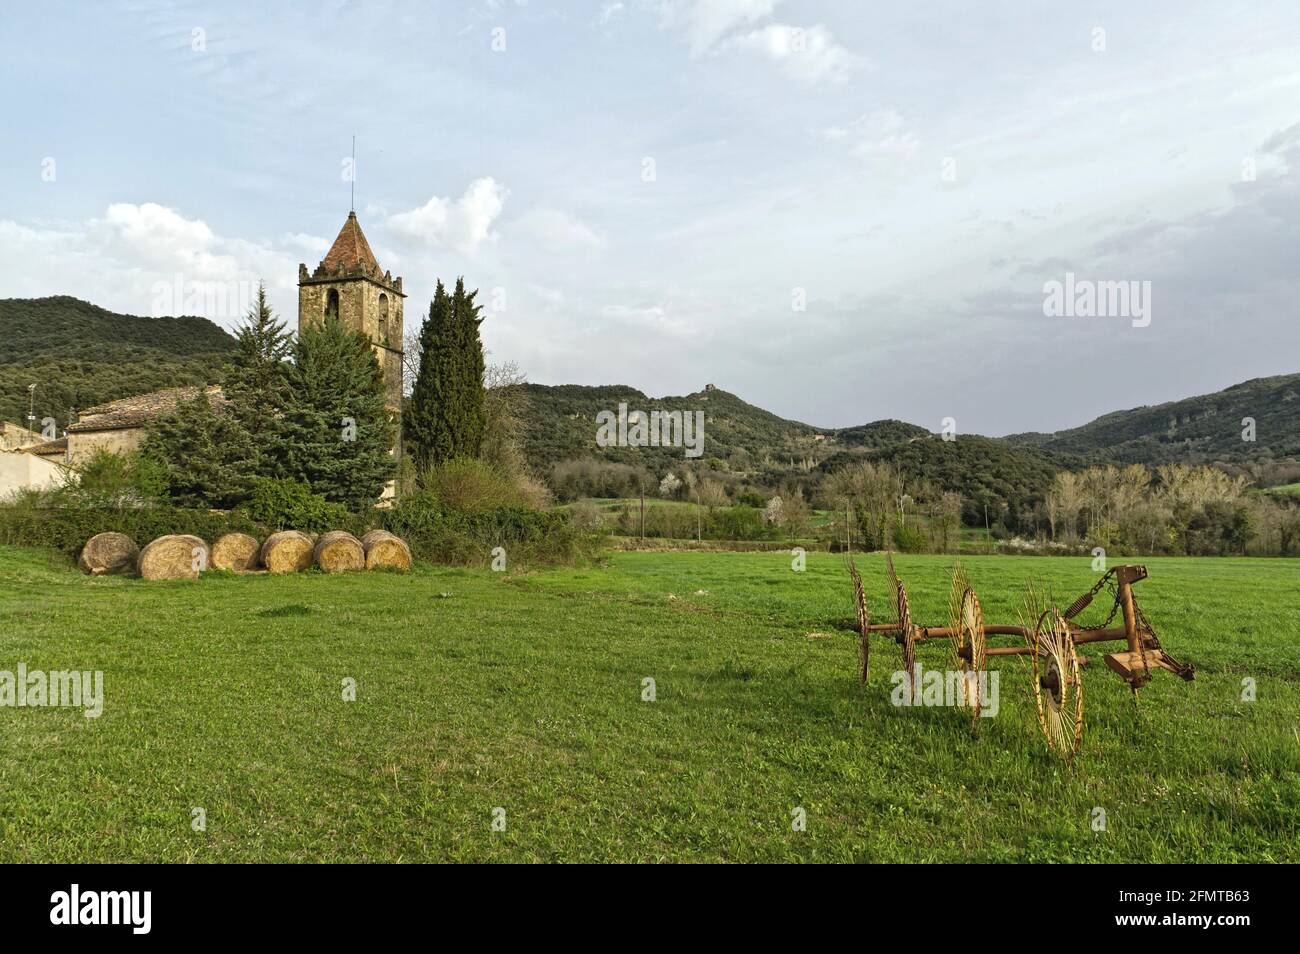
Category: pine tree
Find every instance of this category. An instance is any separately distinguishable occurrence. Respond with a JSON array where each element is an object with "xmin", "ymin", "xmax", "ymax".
[
  {"xmin": 222, "ymin": 283, "xmax": 293, "ymax": 478},
  {"xmin": 140, "ymin": 390, "xmax": 257, "ymax": 509},
  {"xmin": 408, "ymin": 276, "xmax": 486, "ymax": 470},
  {"xmin": 405, "ymin": 279, "xmax": 447, "ymax": 472},
  {"xmin": 279, "ymin": 314, "xmax": 396, "ymax": 509}
]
